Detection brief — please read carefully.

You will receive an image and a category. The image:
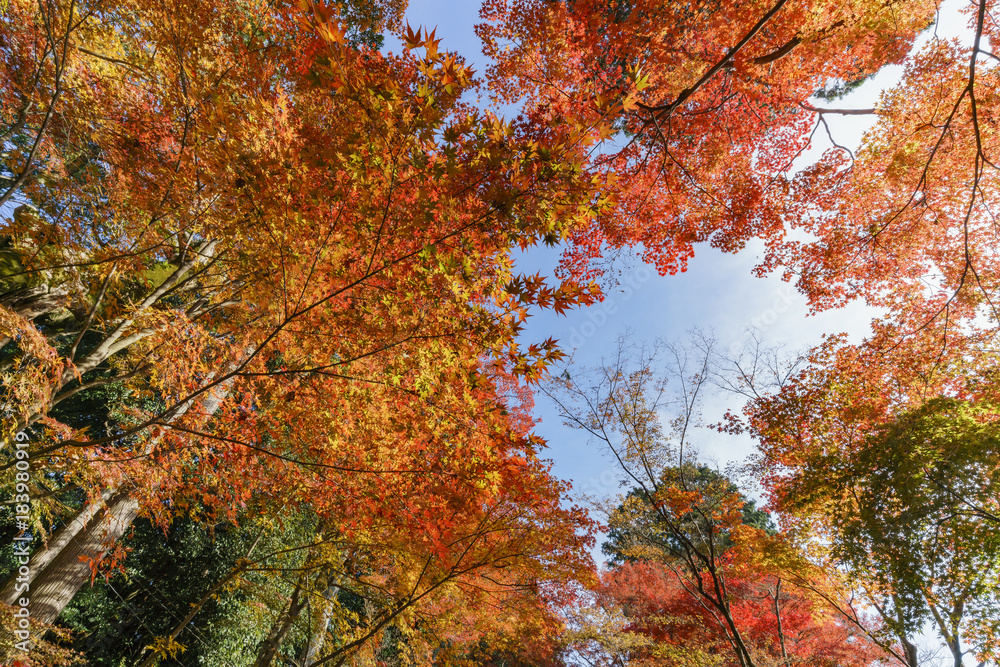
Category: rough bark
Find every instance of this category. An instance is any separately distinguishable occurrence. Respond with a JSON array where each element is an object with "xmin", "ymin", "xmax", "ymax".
[
  {"xmin": 302, "ymin": 584, "xmax": 340, "ymax": 666},
  {"xmin": 0, "ymin": 368, "xmax": 236, "ymax": 623},
  {"xmin": 22, "ymin": 487, "xmax": 139, "ymax": 624},
  {"xmin": 253, "ymin": 581, "xmax": 307, "ymax": 667}
]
